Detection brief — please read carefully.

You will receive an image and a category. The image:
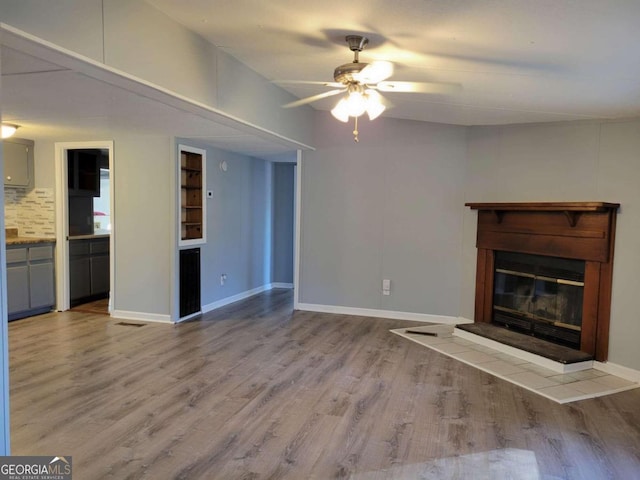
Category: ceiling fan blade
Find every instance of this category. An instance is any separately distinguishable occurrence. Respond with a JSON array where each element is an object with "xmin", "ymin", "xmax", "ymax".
[
  {"xmin": 273, "ymin": 80, "xmax": 344, "ymax": 89},
  {"xmin": 282, "ymin": 89, "xmax": 346, "ymax": 108},
  {"xmin": 376, "ymin": 81, "xmax": 462, "ymax": 94},
  {"xmin": 354, "ymin": 61, "xmax": 394, "ymax": 84},
  {"xmin": 365, "ymin": 89, "xmax": 392, "ymax": 107}
]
